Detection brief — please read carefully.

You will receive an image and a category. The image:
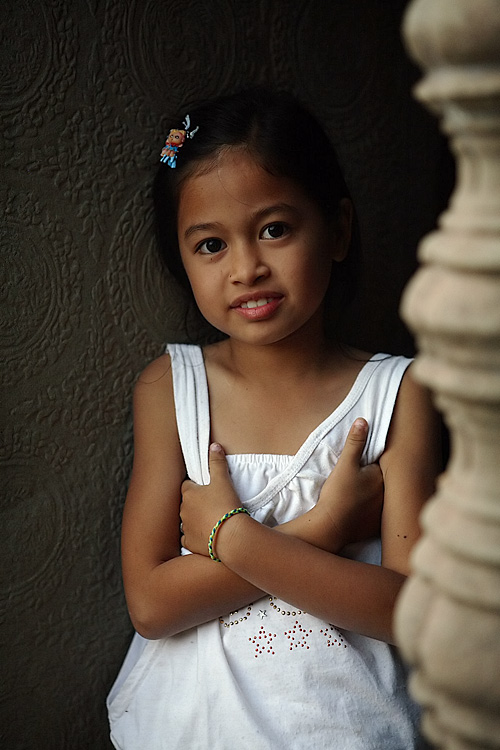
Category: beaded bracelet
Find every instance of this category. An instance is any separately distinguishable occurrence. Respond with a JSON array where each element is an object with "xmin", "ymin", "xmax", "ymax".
[{"xmin": 208, "ymin": 507, "xmax": 250, "ymax": 562}]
